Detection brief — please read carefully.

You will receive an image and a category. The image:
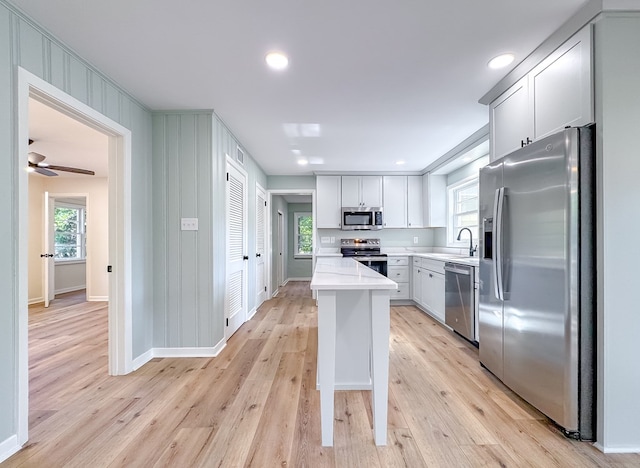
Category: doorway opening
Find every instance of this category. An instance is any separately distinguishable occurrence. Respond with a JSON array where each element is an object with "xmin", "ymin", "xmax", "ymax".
[
  {"xmin": 17, "ymin": 67, "xmax": 133, "ymax": 446},
  {"xmin": 266, "ymin": 189, "xmax": 316, "ymax": 297}
]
